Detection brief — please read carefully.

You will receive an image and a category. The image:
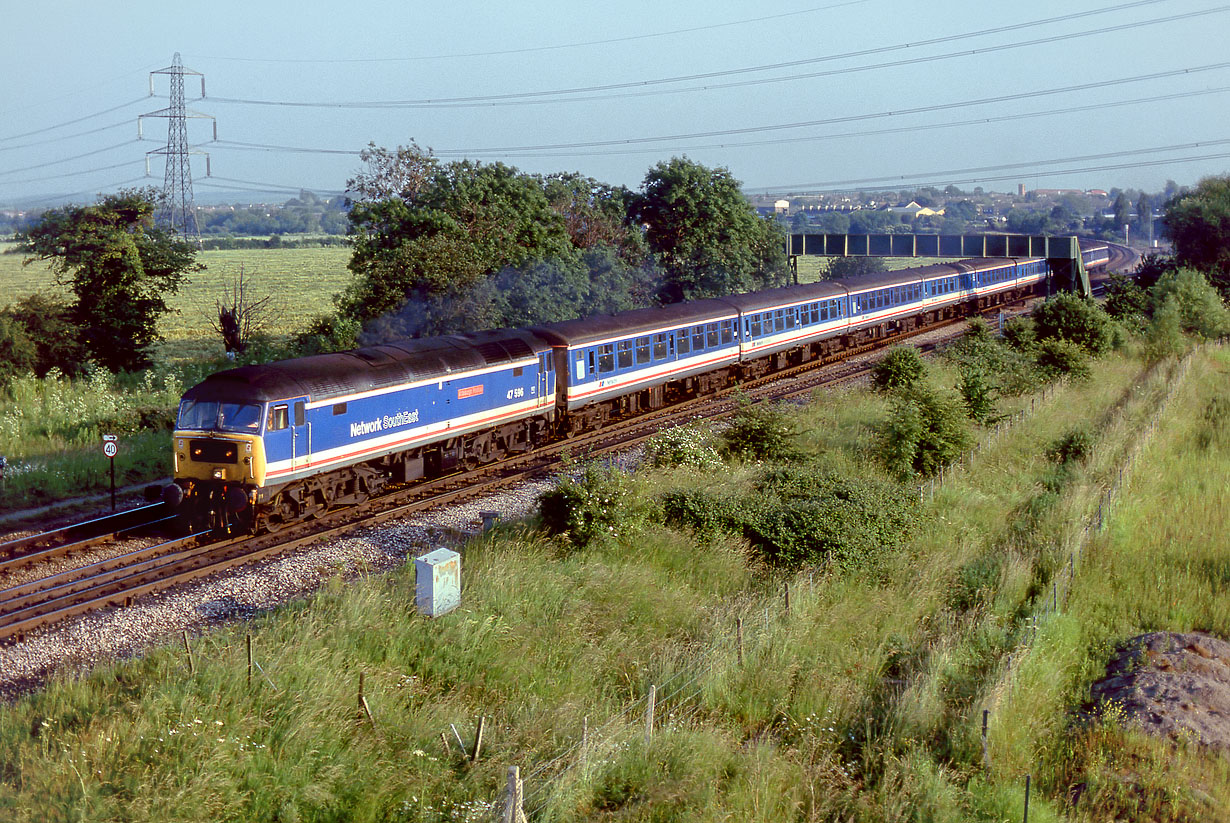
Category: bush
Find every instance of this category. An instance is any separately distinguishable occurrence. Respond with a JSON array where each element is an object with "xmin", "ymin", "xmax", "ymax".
[
  {"xmin": 658, "ymin": 488, "xmax": 745, "ymax": 537},
  {"xmin": 745, "ymin": 468, "xmax": 919, "ymax": 569},
  {"xmin": 645, "ymin": 422, "xmax": 722, "ymax": 470},
  {"xmin": 1103, "ymin": 273, "xmax": 1149, "ymax": 320},
  {"xmin": 957, "ymin": 364, "xmax": 997, "ymax": 423},
  {"xmin": 294, "ymin": 312, "xmax": 361, "ymax": 356},
  {"xmin": 720, "ymin": 397, "xmax": 800, "ymax": 462},
  {"xmin": 1031, "ymin": 292, "xmax": 1114, "ymax": 355},
  {"xmin": 1034, "ymin": 338, "xmax": 1092, "ymax": 381},
  {"xmin": 879, "ymin": 382, "xmax": 973, "ymax": 477},
  {"xmin": 1002, "ymin": 316, "xmax": 1036, "ymax": 351},
  {"xmin": 870, "ymin": 346, "xmax": 927, "ymax": 393},
  {"xmin": 1143, "ymin": 295, "xmax": 1188, "ymax": 362},
  {"xmin": 1048, "ymin": 425, "xmax": 1094, "ymax": 465},
  {"xmin": 538, "ymin": 460, "xmax": 643, "ymax": 548}
]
